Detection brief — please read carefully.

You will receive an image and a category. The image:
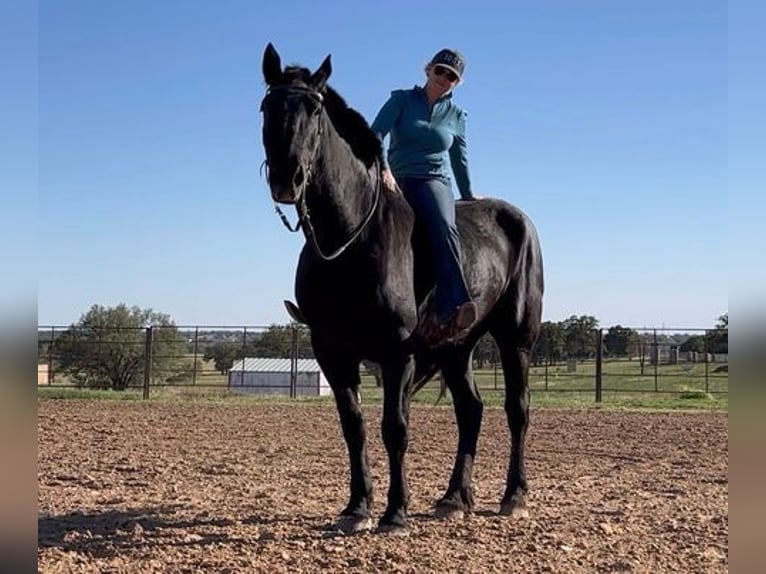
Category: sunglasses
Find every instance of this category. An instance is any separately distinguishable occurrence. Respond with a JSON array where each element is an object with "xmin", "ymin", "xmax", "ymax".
[{"xmin": 433, "ymin": 65, "xmax": 459, "ymax": 82}]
